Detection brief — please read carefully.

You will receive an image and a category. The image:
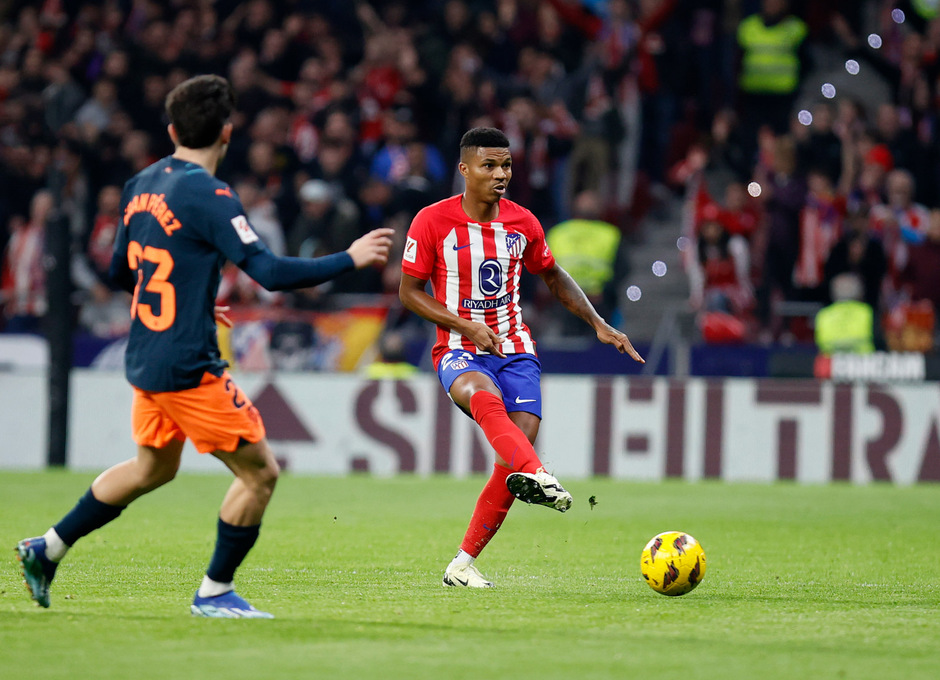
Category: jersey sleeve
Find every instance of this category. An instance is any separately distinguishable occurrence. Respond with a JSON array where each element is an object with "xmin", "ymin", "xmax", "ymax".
[
  {"xmin": 195, "ymin": 181, "xmax": 266, "ymax": 266},
  {"xmin": 522, "ymin": 211, "xmax": 556, "ymax": 274},
  {"xmin": 401, "ymin": 207, "xmax": 437, "ymax": 280},
  {"xmin": 108, "ymin": 184, "xmax": 135, "ymax": 293}
]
